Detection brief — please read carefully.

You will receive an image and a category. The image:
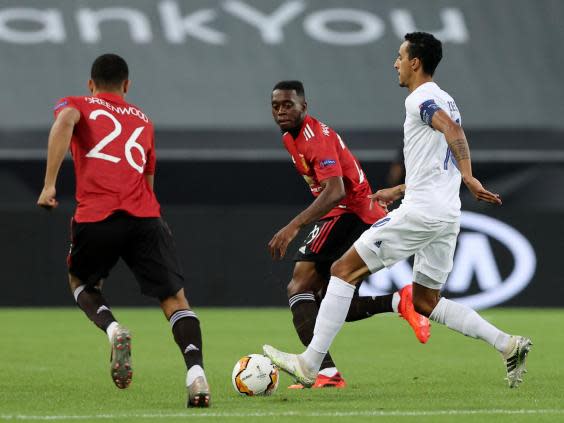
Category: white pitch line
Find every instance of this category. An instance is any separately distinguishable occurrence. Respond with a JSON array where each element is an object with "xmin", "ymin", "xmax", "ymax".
[{"xmin": 1, "ymin": 409, "xmax": 564, "ymax": 420}]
